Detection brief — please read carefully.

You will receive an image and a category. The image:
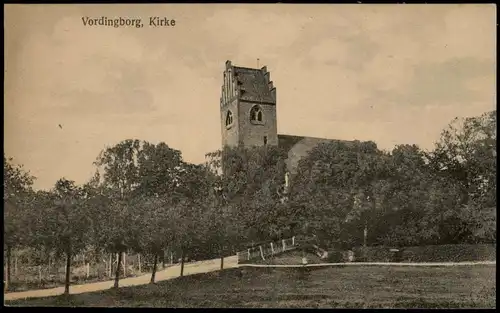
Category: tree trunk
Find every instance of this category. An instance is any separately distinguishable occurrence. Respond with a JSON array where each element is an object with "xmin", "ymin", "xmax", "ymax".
[
  {"xmin": 150, "ymin": 253, "xmax": 158, "ymax": 284},
  {"xmin": 162, "ymin": 250, "xmax": 166, "ymax": 269},
  {"xmin": 220, "ymin": 255, "xmax": 224, "ymax": 270},
  {"xmin": 180, "ymin": 250, "xmax": 185, "ymax": 277},
  {"xmin": 113, "ymin": 251, "xmax": 123, "ymax": 288},
  {"xmin": 6, "ymin": 245, "xmax": 12, "ymax": 289},
  {"xmin": 64, "ymin": 248, "xmax": 72, "ymax": 295}
]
